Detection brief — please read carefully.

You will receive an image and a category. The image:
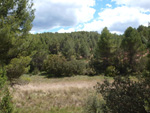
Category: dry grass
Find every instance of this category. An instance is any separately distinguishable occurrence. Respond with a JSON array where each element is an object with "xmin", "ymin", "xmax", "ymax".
[
  {"xmin": 11, "ymin": 75, "xmax": 112, "ymax": 113},
  {"xmin": 14, "ymin": 81, "xmax": 98, "ymax": 92}
]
